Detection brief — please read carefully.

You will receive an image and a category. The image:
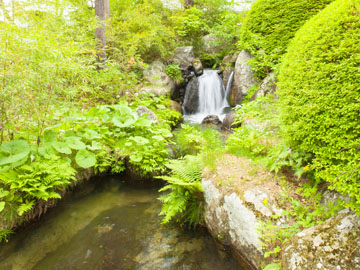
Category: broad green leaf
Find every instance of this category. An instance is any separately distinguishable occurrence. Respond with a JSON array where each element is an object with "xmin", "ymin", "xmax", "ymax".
[
  {"xmin": 134, "ymin": 118, "xmax": 152, "ymax": 127},
  {"xmin": 0, "ymin": 140, "xmax": 30, "ymax": 165},
  {"xmin": 87, "ymin": 141, "xmax": 102, "ymax": 151},
  {"xmin": 111, "ymin": 115, "xmax": 135, "ymax": 128},
  {"xmin": 0, "ymin": 189, "xmax": 9, "ymax": 198},
  {"xmin": 65, "ymin": 137, "xmax": 86, "ymax": 150},
  {"xmin": 52, "ymin": 142, "xmax": 72, "ymax": 154},
  {"xmin": 114, "ymin": 105, "xmax": 132, "ymax": 115},
  {"xmin": 264, "ymin": 263, "xmax": 281, "ymax": 270},
  {"xmin": 0, "ymin": 202, "xmax": 5, "ymax": 212},
  {"xmin": 130, "ymin": 136, "xmax": 149, "ymax": 145},
  {"xmin": 75, "ymin": 149, "xmax": 96, "ymax": 168},
  {"xmin": 43, "ymin": 130, "xmax": 57, "ymax": 143},
  {"xmin": 130, "ymin": 154, "xmax": 143, "ymax": 162},
  {"xmin": 152, "ymin": 135, "xmax": 164, "ymax": 141}
]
